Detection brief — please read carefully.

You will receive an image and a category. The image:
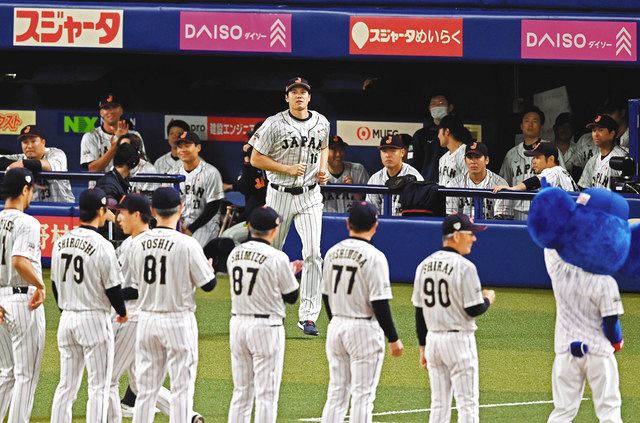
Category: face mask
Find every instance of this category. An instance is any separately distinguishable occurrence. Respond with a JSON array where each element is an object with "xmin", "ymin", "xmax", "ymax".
[{"xmin": 430, "ymin": 106, "xmax": 448, "ymax": 121}]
